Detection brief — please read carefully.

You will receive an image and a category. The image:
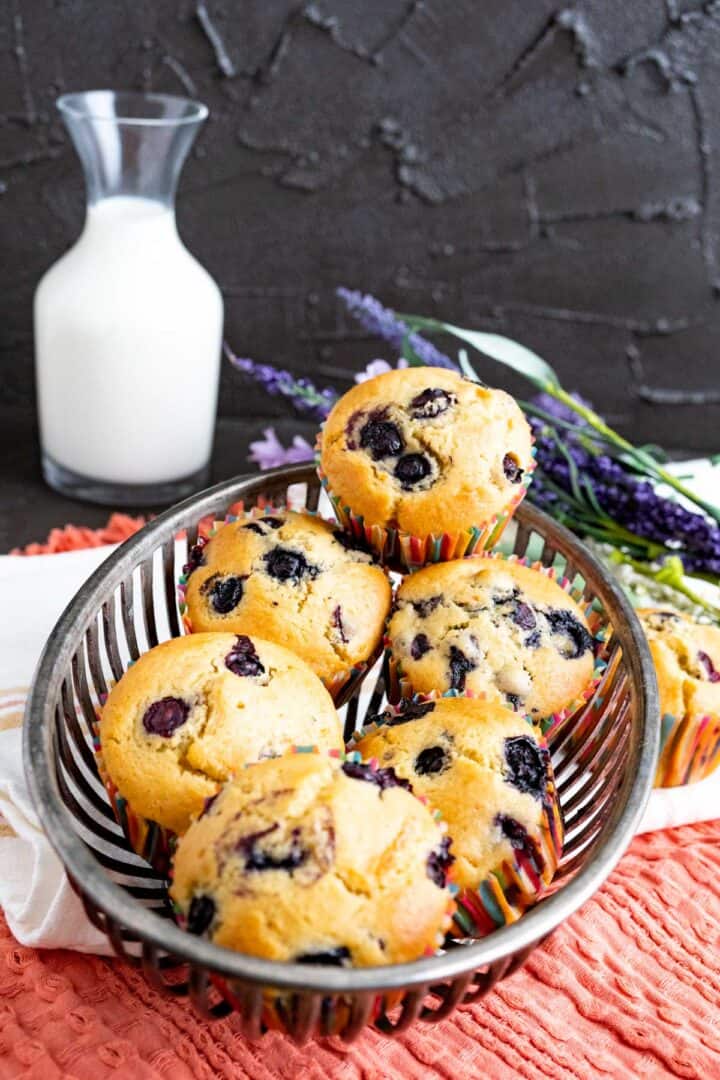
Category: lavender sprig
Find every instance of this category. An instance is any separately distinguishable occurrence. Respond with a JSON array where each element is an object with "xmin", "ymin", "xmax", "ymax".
[
  {"xmin": 526, "ymin": 395, "xmax": 720, "ymax": 577},
  {"xmin": 336, "ymin": 287, "xmax": 457, "ymax": 370},
  {"xmin": 224, "ymin": 344, "xmax": 337, "ymax": 421}
]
